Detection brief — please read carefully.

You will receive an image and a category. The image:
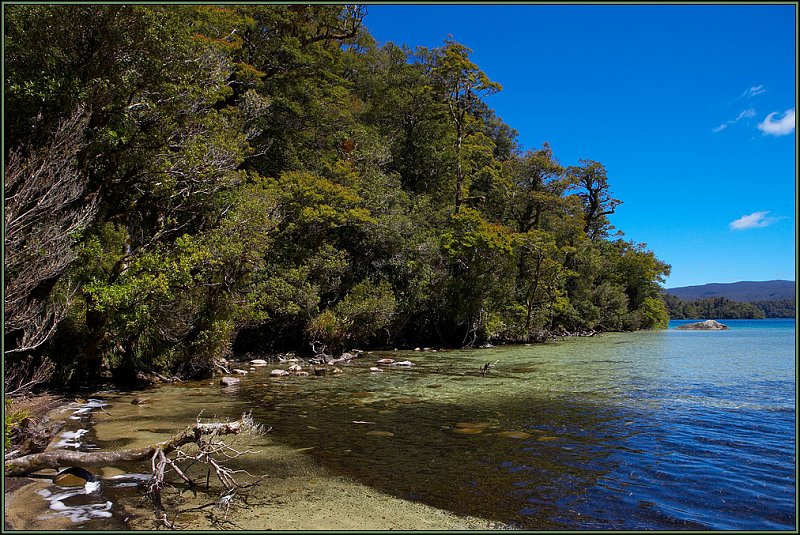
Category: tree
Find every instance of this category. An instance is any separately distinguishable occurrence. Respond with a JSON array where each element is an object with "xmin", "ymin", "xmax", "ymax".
[
  {"xmin": 429, "ymin": 40, "xmax": 502, "ymax": 212},
  {"xmin": 566, "ymin": 159, "xmax": 622, "ymax": 239},
  {"xmin": 4, "ymin": 107, "xmax": 98, "ymax": 359},
  {"xmin": 507, "ymin": 143, "xmax": 565, "ymax": 233}
]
